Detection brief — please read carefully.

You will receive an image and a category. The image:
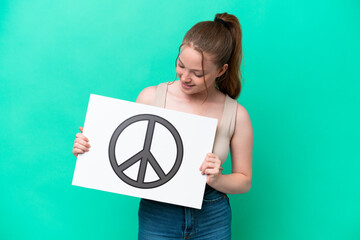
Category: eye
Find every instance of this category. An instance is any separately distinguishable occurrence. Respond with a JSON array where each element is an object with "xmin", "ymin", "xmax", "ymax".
[
  {"xmin": 194, "ymin": 73, "xmax": 203, "ymax": 78},
  {"xmin": 178, "ymin": 62, "xmax": 184, "ymax": 68}
]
